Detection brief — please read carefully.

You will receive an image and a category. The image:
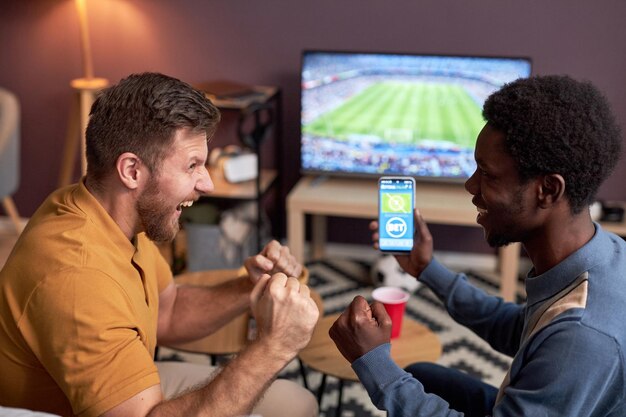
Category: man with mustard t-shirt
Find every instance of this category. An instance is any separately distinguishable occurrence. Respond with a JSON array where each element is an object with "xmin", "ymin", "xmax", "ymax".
[{"xmin": 0, "ymin": 73, "xmax": 319, "ymax": 417}]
